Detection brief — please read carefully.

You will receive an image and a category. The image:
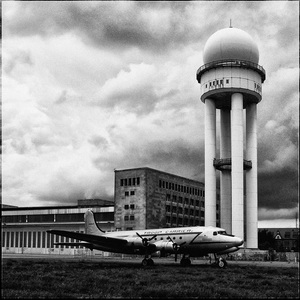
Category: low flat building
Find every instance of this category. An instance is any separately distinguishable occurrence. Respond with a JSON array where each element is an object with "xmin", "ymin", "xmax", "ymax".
[{"xmin": 2, "ymin": 199, "xmax": 114, "ymax": 255}]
